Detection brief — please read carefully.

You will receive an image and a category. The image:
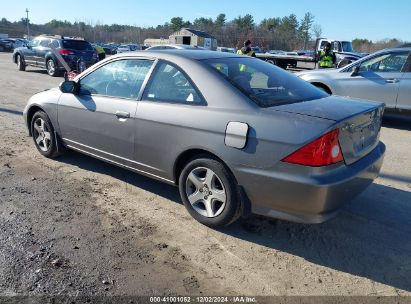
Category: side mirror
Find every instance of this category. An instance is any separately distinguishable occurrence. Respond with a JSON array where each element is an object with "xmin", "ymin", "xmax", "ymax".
[
  {"xmin": 59, "ymin": 81, "xmax": 80, "ymax": 94},
  {"xmin": 351, "ymin": 66, "xmax": 360, "ymax": 77}
]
